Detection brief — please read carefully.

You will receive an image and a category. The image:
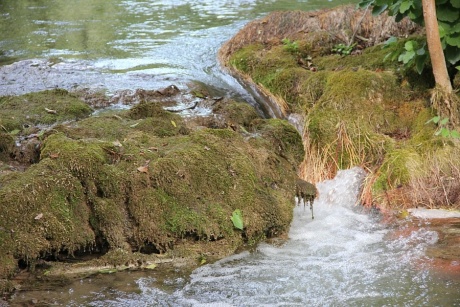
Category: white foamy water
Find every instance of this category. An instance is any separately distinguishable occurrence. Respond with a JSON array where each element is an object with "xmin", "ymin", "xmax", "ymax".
[{"xmin": 80, "ymin": 167, "xmax": 459, "ymax": 306}]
